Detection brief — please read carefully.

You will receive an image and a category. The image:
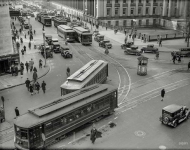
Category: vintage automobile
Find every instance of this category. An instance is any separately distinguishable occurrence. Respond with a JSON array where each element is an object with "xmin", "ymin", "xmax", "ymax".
[
  {"xmin": 60, "ymin": 46, "xmax": 73, "ymax": 58},
  {"xmin": 94, "ymin": 35, "xmax": 104, "ymax": 42},
  {"xmin": 124, "ymin": 45, "xmax": 142, "ymax": 56},
  {"xmin": 93, "ymin": 30, "xmax": 100, "ymax": 36},
  {"xmin": 52, "ymin": 42, "xmax": 60, "ymax": 53},
  {"xmin": 176, "ymin": 47, "xmax": 190, "ymax": 57},
  {"xmin": 99, "ymin": 40, "xmax": 112, "ymax": 49},
  {"xmin": 40, "ymin": 45, "xmax": 53, "ymax": 58},
  {"xmin": 159, "ymin": 104, "xmax": 190, "ymax": 128},
  {"xmin": 141, "ymin": 44, "xmax": 159, "ymax": 53},
  {"xmin": 121, "ymin": 42, "xmax": 134, "ymax": 49}
]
